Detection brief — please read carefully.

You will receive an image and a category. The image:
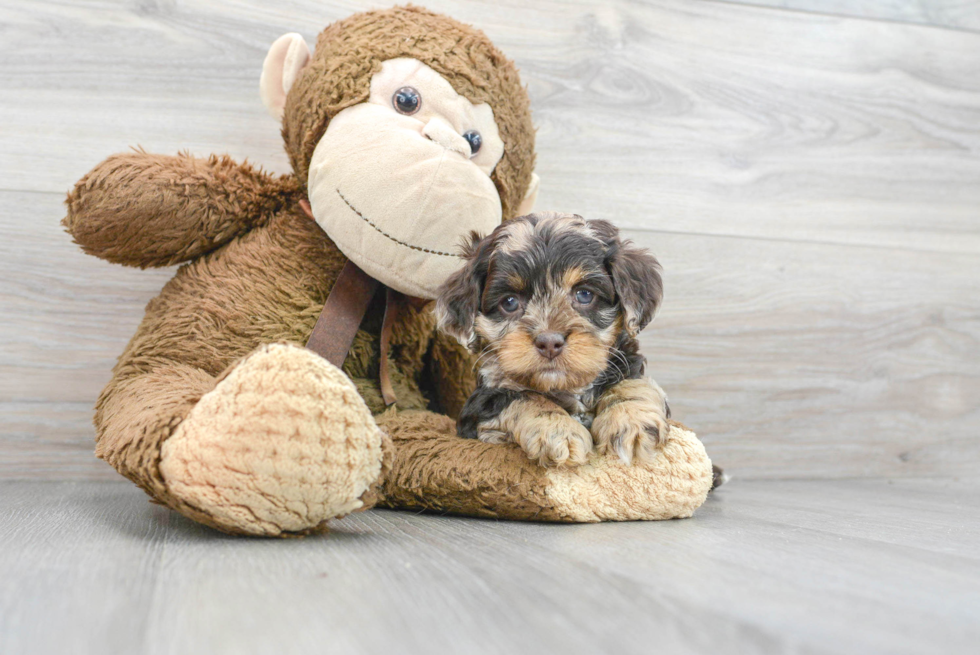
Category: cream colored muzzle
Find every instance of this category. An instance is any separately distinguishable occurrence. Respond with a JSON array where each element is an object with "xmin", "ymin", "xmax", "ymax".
[{"xmin": 306, "ymin": 59, "xmax": 506, "ymax": 299}]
